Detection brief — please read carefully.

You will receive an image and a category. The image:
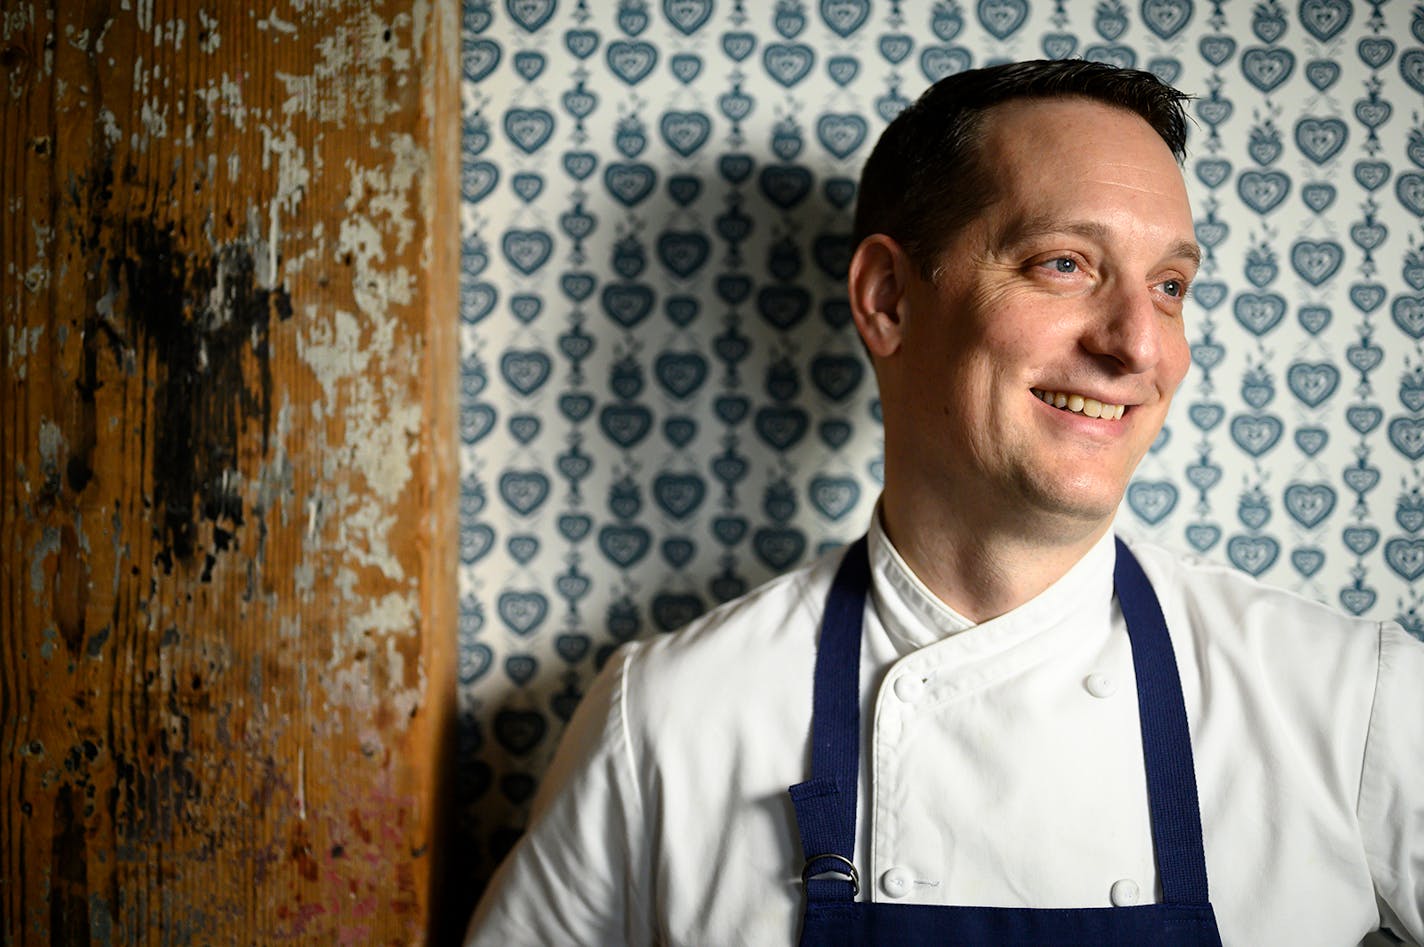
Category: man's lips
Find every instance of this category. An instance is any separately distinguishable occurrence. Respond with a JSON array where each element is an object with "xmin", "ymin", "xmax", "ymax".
[{"xmin": 1031, "ymin": 387, "xmax": 1127, "ymax": 421}]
